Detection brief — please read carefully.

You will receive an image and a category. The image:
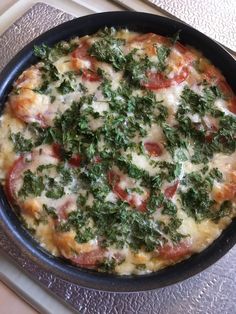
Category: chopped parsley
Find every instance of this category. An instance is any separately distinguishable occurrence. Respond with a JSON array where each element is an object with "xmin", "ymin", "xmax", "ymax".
[
  {"xmin": 34, "ymin": 44, "xmax": 51, "ymax": 60},
  {"xmin": 89, "ymin": 28, "xmax": 126, "ymax": 71},
  {"xmin": 45, "ymin": 178, "xmax": 64, "ymax": 199},
  {"xmin": 181, "ymin": 86, "xmax": 212, "ymax": 116},
  {"xmin": 10, "ymin": 133, "xmax": 33, "ymax": 153},
  {"xmin": 156, "ymin": 45, "xmax": 170, "ymax": 72},
  {"xmin": 57, "ymin": 79, "xmax": 75, "ymax": 94},
  {"xmin": 18, "ymin": 170, "xmax": 44, "ymax": 198},
  {"xmin": 180, "ymin": 170, "xmax": 227, "ymax": 222},
  {"xmin": 162, "ymin": 123, "xmax": 187, "ymax": 154},
  {"xmin": 99, "ymin": 257, "xmax": 117, "ymax": 272},
  {"xmin": 124, "ymin": 52, "xmax": 153, "ymax": 86},
  {"xmin": 43, "ymin": 204, "xmax": 58, "ymax": 219}
]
